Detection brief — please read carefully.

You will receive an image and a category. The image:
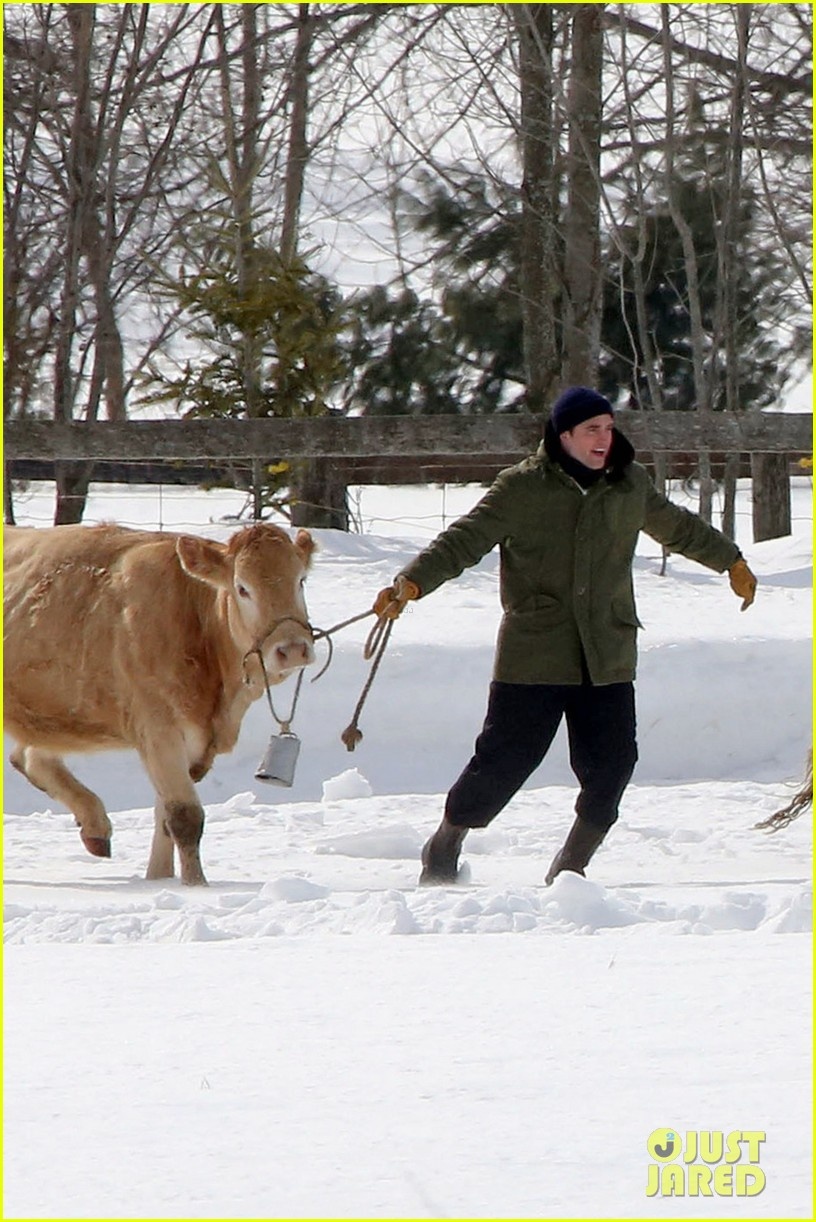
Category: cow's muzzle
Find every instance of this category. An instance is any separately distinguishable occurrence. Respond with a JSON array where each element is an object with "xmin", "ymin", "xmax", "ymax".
[{"xmin": 244, "ymin": 617, "xmax": 315, "ymax": 682}]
